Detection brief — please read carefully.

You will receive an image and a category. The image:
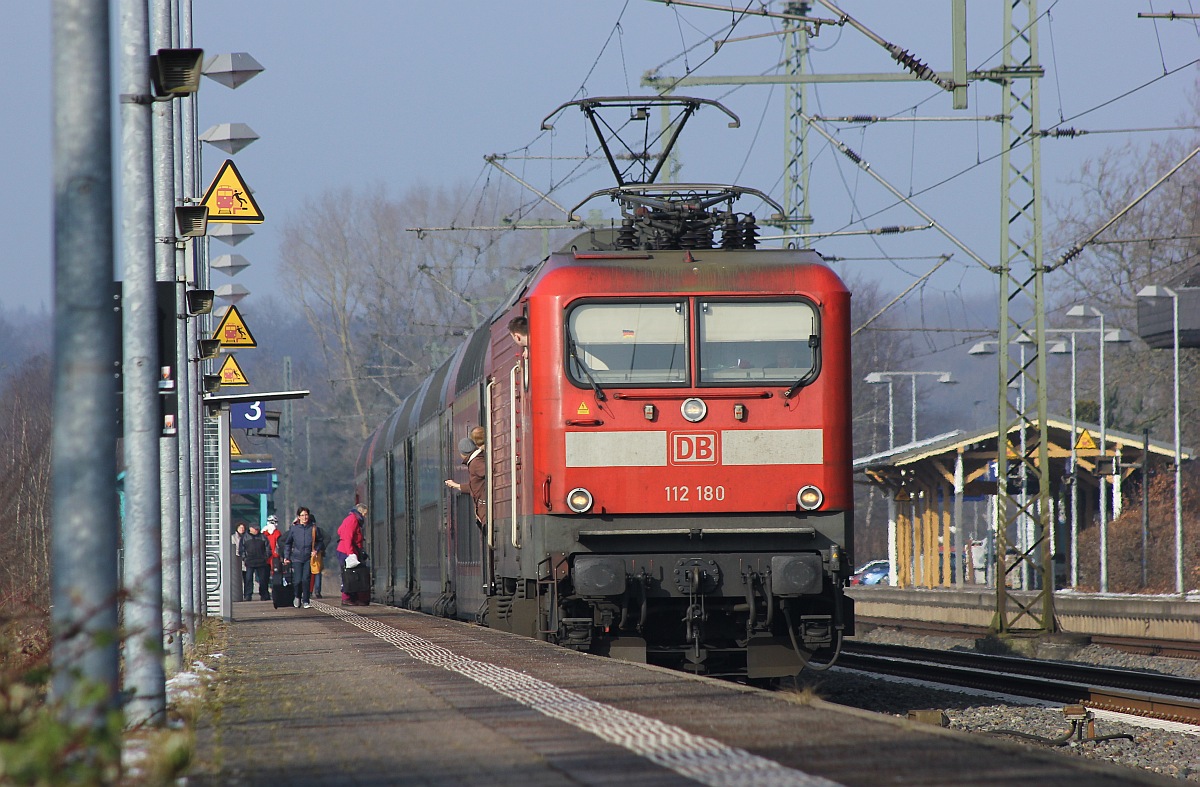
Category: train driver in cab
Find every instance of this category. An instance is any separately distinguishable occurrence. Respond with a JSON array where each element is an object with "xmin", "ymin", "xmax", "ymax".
[{"xmin": 508, "ymin": 315, "xmax": 529, "ymax": 347}]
